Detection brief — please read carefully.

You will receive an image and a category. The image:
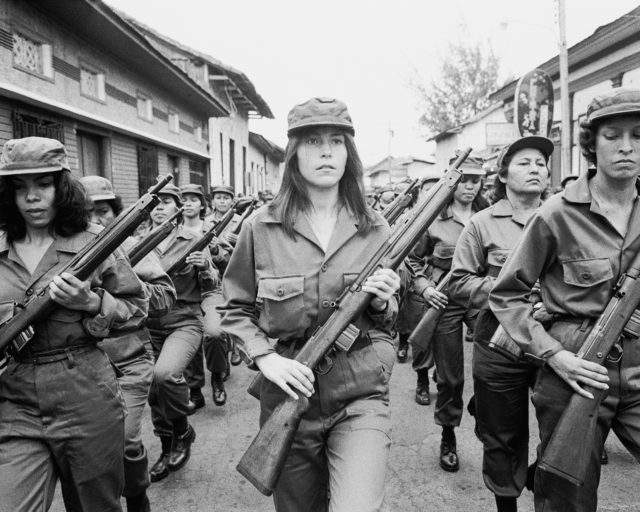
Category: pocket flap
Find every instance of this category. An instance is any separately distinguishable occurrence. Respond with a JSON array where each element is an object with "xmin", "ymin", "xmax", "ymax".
[
  {"xmin": 48, "ymin": 308, "xmax": 84, "ymax": 323},
  {"xmin": 343, "ymin": 273, "xmax": 359, "ymax": 288},
  {"xmin": 432, "ymin": 244, "xmax": 455, "ymax": 260},
  {"xmin": 0, "ymin": 300, "xmax": 15, "ymax": 325},
  {"xmin": 562, "ymin": 258, "xmax": 613, "ymax": 288},
  {"xmin": 487, "ymin": 249, "xmax": 511, "ymax": 267},
  {"xmin": 257, "ymin": 276, "xmax": 304, "ymax": 301}
]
